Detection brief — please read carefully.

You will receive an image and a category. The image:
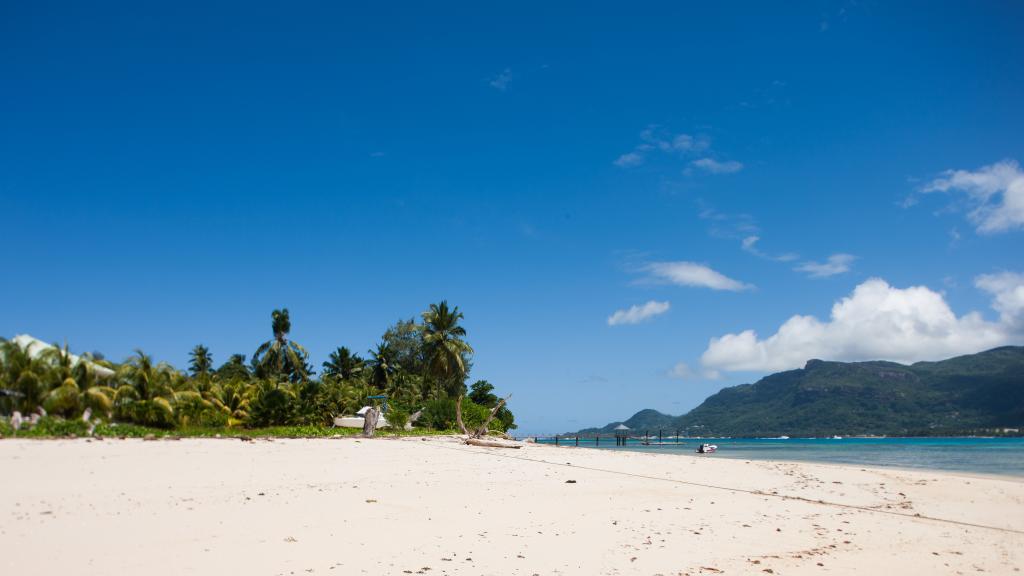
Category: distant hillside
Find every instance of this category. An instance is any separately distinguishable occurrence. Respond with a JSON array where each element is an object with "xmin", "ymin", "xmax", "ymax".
[
  {"xmin": 575, "ymin": 346, "xmax": 1024, "ymax": 437},
  {"xmin": 575, "ymin": 408, "xmax": 677, "ymax": 436}
]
